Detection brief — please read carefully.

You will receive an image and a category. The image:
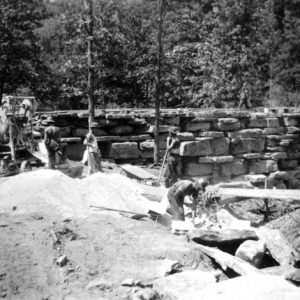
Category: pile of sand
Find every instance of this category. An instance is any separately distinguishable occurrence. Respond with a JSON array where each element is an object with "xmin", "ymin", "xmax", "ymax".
[{"xmin": 0, "ymin": 169, "xmax": 152, "ymax": 218}]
